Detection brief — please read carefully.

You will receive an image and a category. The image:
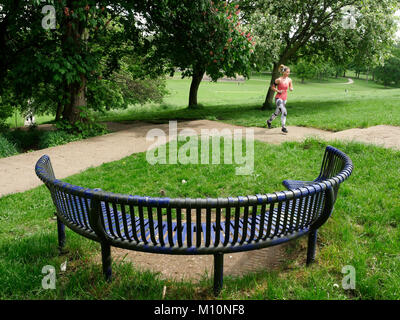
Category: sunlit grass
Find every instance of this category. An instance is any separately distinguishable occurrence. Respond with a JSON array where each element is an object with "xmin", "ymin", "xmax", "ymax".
[
  {"xmin": 9, "ymin": 76, "xmax": 400, "ymax": 132},
  {"xmin": 99, "ymin": 76, "xmax": 400, "ymax": 131},
  {"xmin": 1, "ymin": 139, "xmax": 399, "ymax": 299}
]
